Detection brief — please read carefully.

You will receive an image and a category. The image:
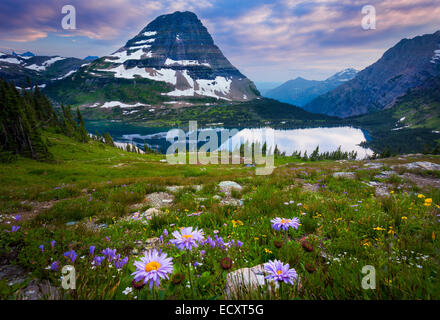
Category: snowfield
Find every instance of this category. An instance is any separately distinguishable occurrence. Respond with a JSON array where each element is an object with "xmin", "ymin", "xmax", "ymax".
[
  {"xmin": 25, "ymin": 56, "xmax": 66, "ymax": 71},
  {"xmin": 164, "ymin": 58, "xmax": 211, "ymax": 68},
  {"xmin": 97, "ymin": 64, "xmax": 178, "ymax": 85},
  {"xmin": 99, "ymin": 101, "xmax": 148, "ymax": 109},
  {"xmin": 166, "ymin": 75, "xmax": 232, "ymax": 100},
  {"xmin": 106, "ymin": 49, "xmax": 149, "ymax": 63}
]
